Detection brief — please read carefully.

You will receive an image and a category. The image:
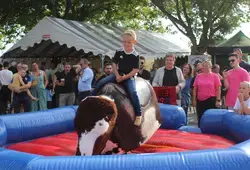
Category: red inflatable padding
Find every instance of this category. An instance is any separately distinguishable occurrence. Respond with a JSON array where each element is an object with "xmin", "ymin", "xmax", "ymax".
[
  {"xmin": 146, "ymin": 130, "xmax": 234, "ymax": 150},
  {"xmin": 31, "ymin": 136, "xmax": 78, "ymax": 151},
  {"xmin": 6, "ymin": 132, "xmax": 78, "ymax": 156},
  {"xmin": 6, "ymin": 142, "xmax": 74, "ymax": 156},
  {"xmin": 131, "ymin": 144, "xmax": 187, "ymax": 153},
  {"xmin": 6, "ymin": 130, "xmax": 235, "ymax": 156},
  {"xmin": 154, "ymin": 129, "xmax": 232, "ymax": 143}
]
